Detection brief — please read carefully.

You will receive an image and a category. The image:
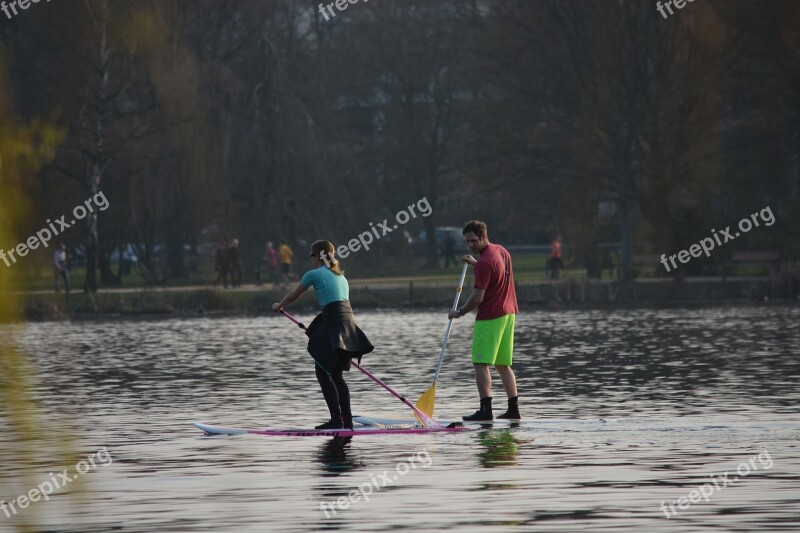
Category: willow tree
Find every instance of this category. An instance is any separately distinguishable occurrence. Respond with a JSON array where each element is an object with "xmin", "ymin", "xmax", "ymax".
[{"xmin": 0, "ymin": 53, "xmax": 67, "ymax": 533}]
